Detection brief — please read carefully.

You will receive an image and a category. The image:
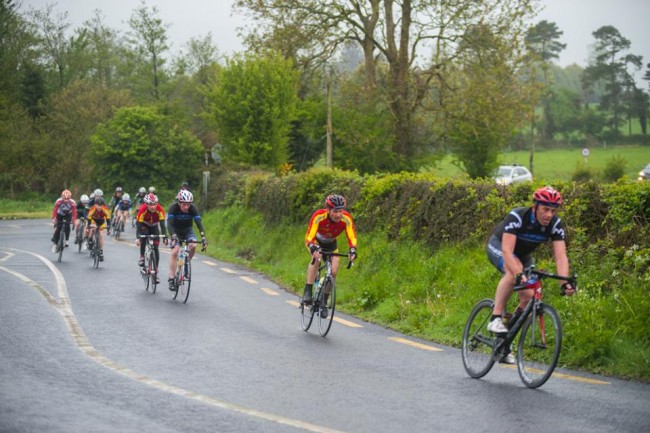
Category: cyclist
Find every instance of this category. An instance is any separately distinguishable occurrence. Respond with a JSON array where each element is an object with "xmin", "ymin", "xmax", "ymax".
[
  {"xmin": 148, "ymin": 186, "xmax": 156, "ymax": 194},
  {"xmin": 107, "ymin": 186, "xmax": 124, "ymax": 232},
  {"xmin": 166, "ymin": 190, "xmax": 207, "ymax": 291},
  {"xmin": 135, "ymin": 193, "xmax": 168, "ymax": 281},
  {"xmin": 302, "ymin": 194, "xmax": 358, "ymax": 317},
  {"xmin": 51, "ymin": 189, "xmax": 77, "ymax": 252},
  {"xmin": 88, "ymin": 188, "xmax": 103, "ymax": 207},
  {"xmin": 86, "ymin": 197, "xmax": 111, "ymax": 261},
  {"xmin": 485, "ymin": 186, "xmax": 575, "ymax": 363},
  {"xmin": 74, "ymin": 194, "xmax": 90, "ymax": 245},
  {"xmin": 135, "ymin": 187, "xmax": 147, "ymax": 206},
  {"xmin": 113, "ymin": 193, "xmax": 133, "ymax": 232}
]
